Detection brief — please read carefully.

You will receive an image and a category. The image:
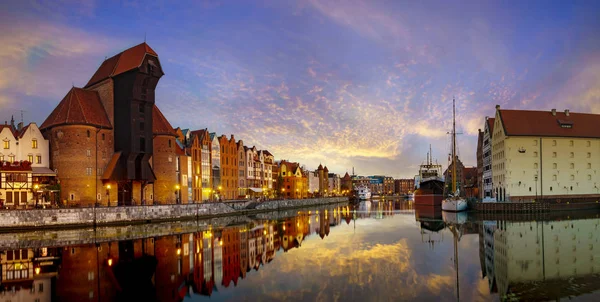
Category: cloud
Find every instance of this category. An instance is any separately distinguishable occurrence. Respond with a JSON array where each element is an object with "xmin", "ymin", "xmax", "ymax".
[{"xmin": 0, "ymin": 14, "xmax": 122, "ymax": 122}]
